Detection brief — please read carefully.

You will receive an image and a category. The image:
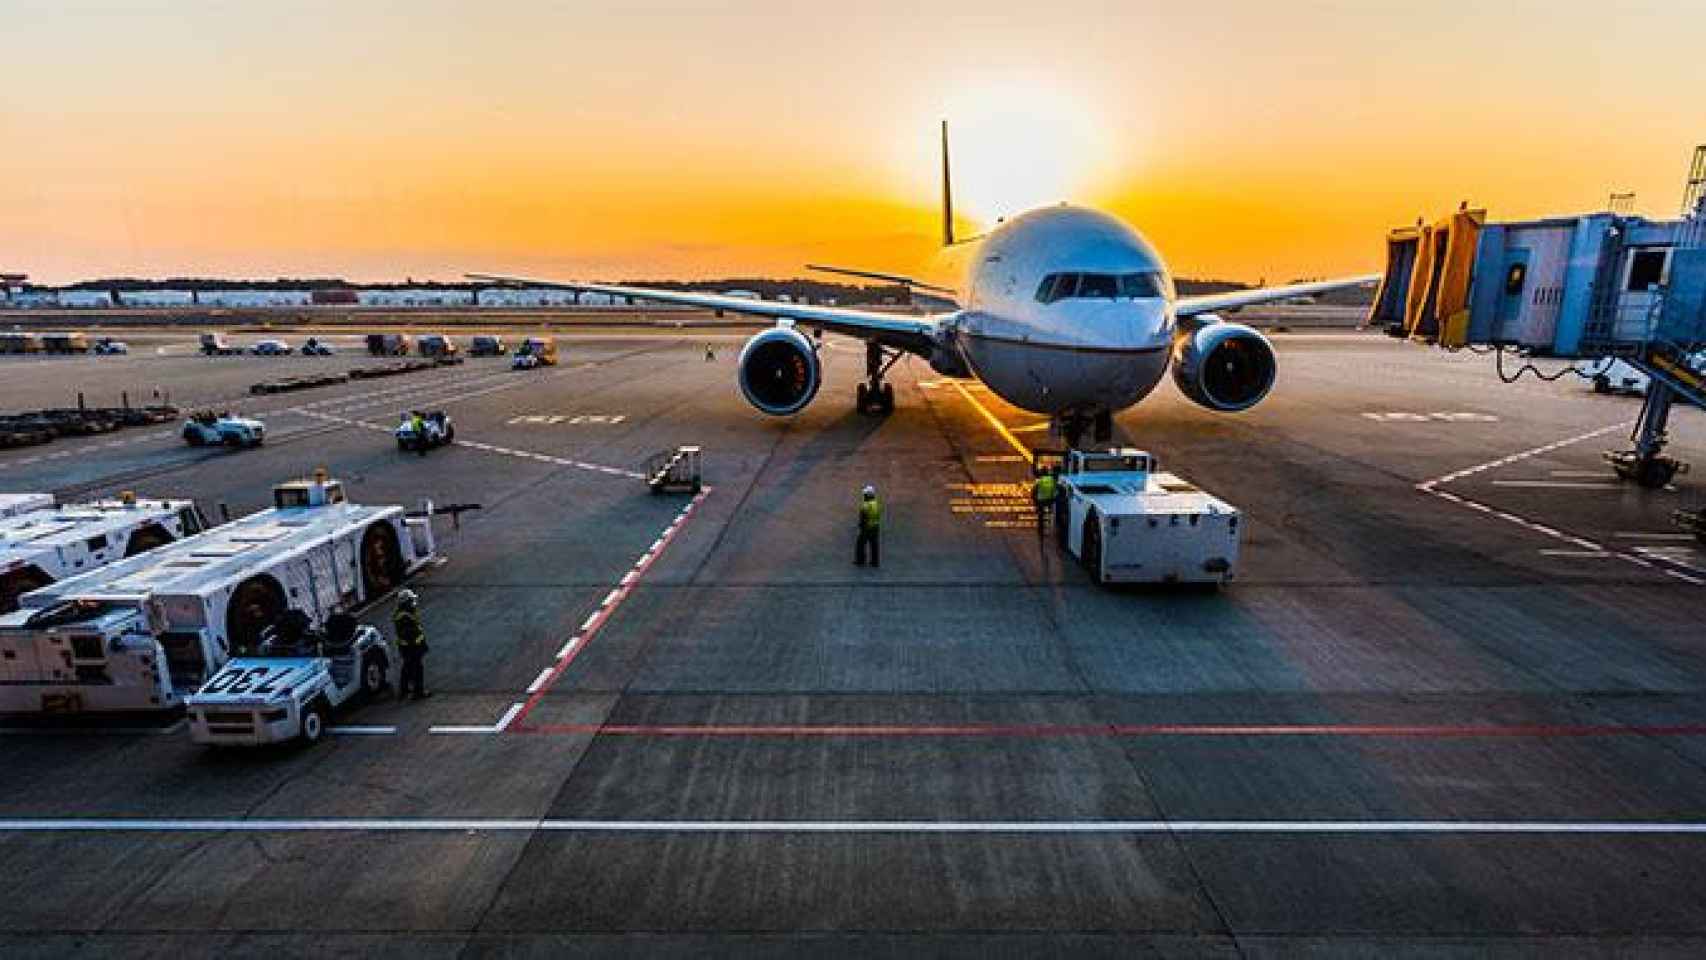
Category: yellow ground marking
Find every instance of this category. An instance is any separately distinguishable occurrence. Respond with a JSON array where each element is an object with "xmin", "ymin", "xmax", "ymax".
[{"xmin": 951, "ymin": 381, "xmax": 1034, "ymax": 464}]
